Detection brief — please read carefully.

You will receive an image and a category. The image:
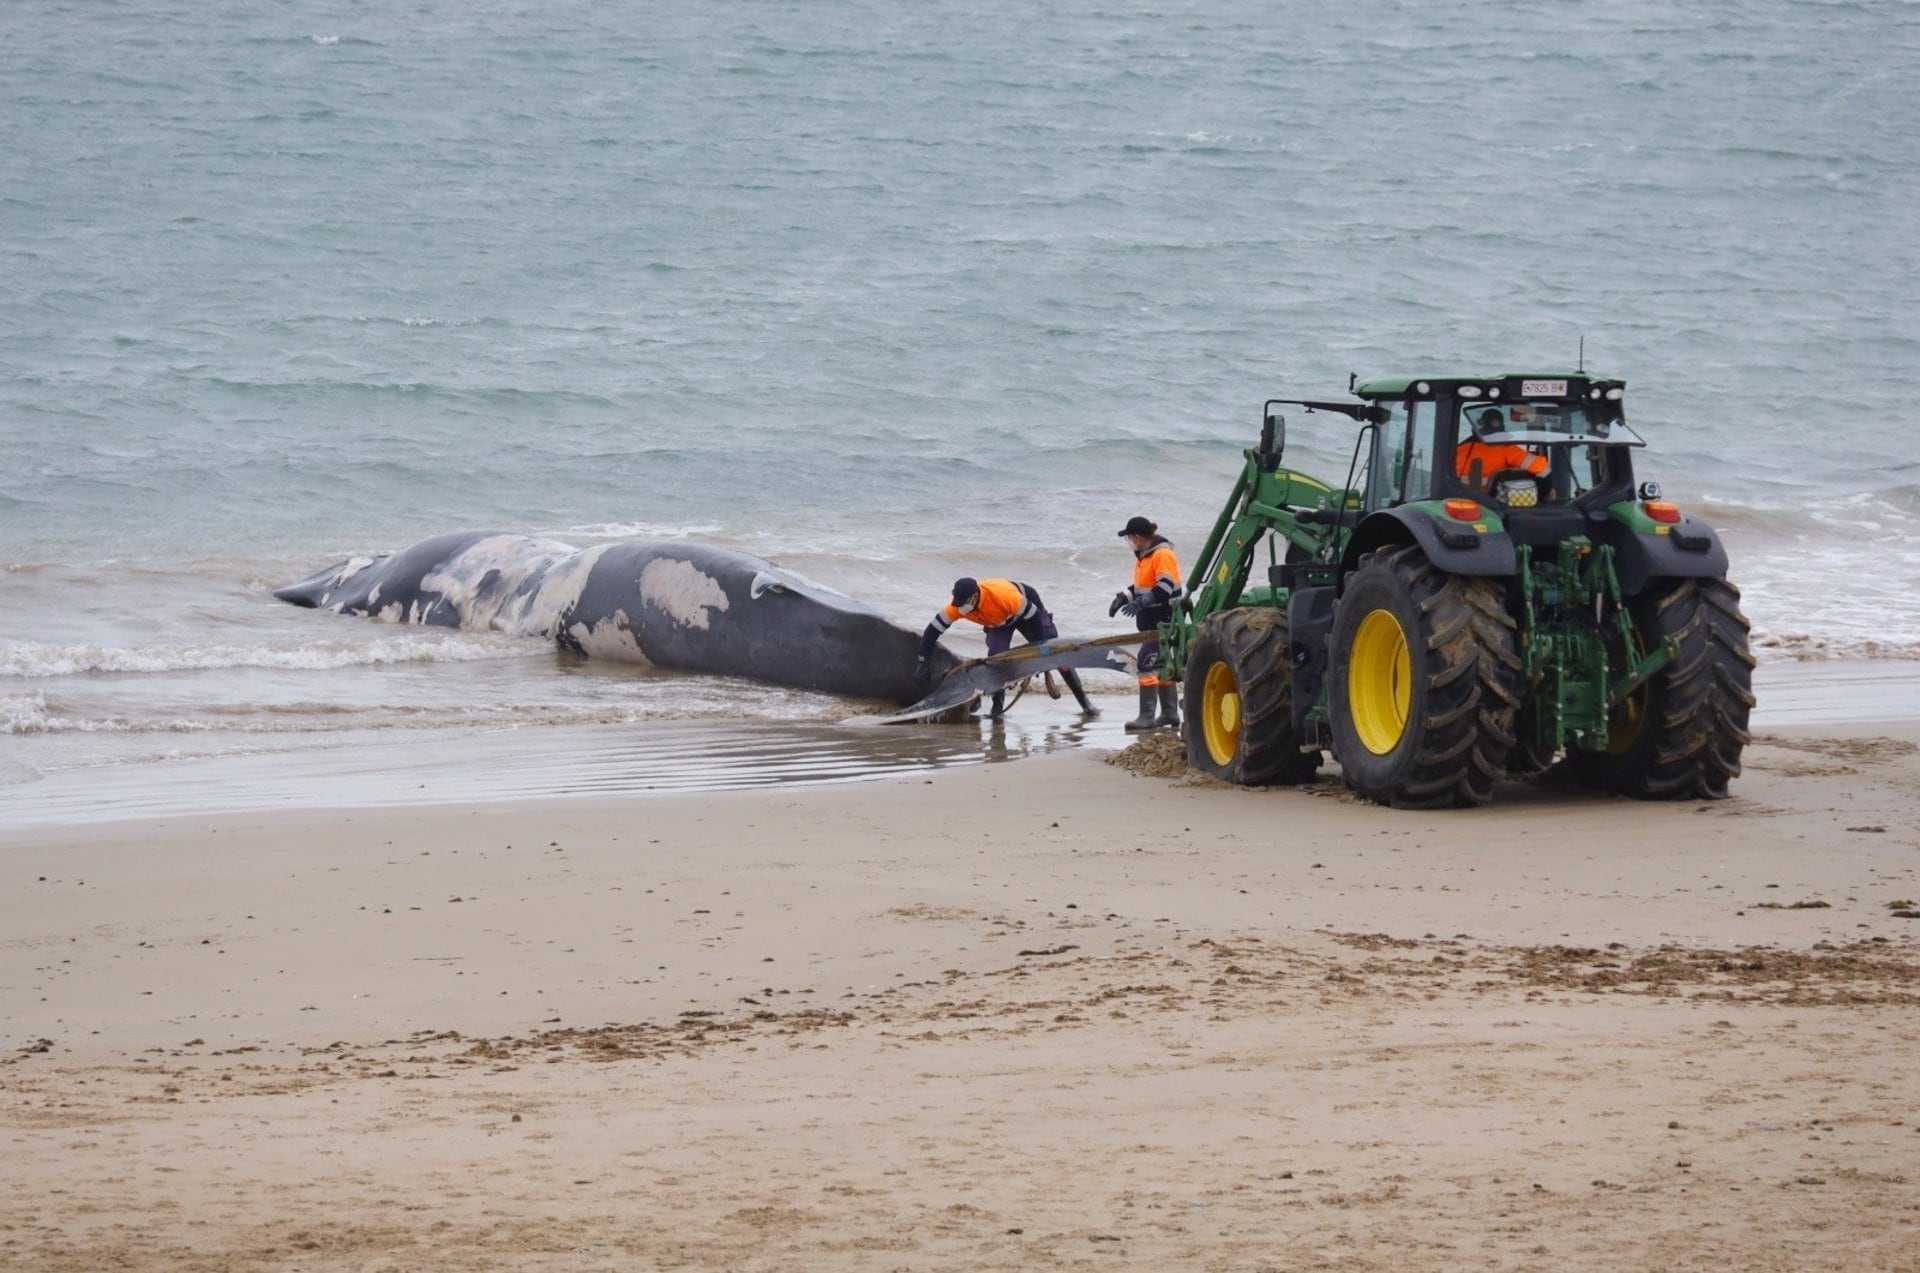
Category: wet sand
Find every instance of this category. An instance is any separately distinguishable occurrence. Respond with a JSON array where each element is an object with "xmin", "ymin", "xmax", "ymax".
[
  {"xmin": 4, "ymin": 672, "xmax": 1920, "ymax": 1270},
  {"xmin": 4, "ymin": 658, "xmax": 1913, "ymax": 829}
]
